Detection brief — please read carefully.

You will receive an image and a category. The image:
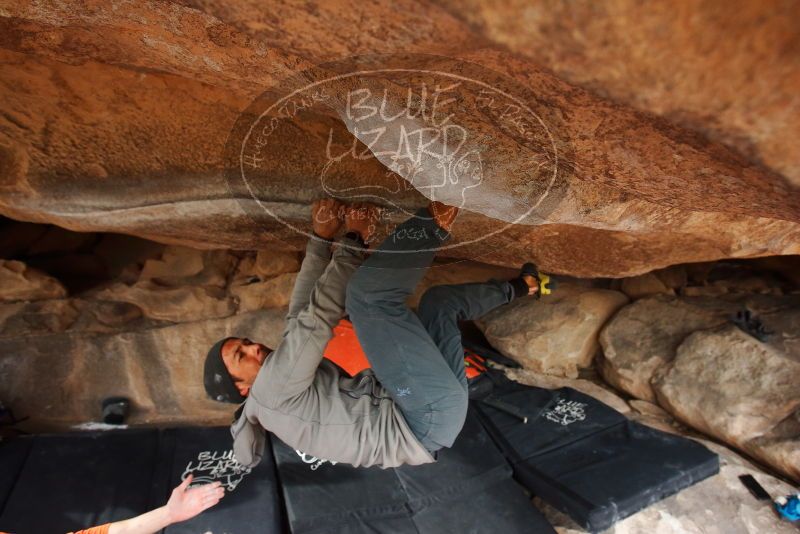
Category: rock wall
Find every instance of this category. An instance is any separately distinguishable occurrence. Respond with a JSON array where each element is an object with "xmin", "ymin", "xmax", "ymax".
[
  {"xmin": 0, "ymin": 225, "xmax": 518, "ymax": 429},
  {"xmin": 653, "ymin": 324, "xmax": 800, "ymax": 483},
  {"xmin": 597, "ymin": 285, "xmax": 800, "ymax": 482},
  {"xmin": 435, "ymin": 0, "xmax": 800, "ymax": 187},
  {"xmin": 0, "ymin": 239, "xmax": 304, "ymax": 428},
  {"xmin": 477, "ymin": 284, "xmax": 628, "ymax": 377},
  {"xmin": 0, "ymin": 1, "xmax": 798, "ymax": 277}
]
